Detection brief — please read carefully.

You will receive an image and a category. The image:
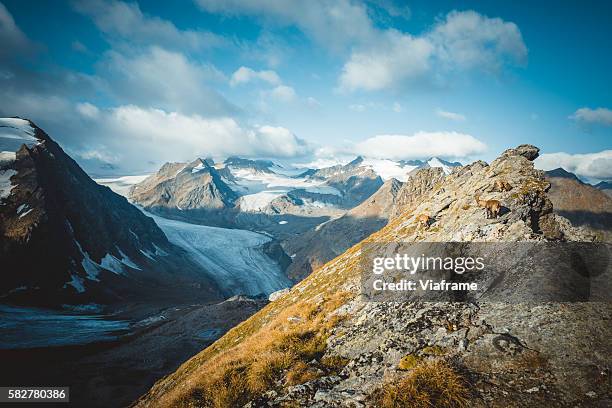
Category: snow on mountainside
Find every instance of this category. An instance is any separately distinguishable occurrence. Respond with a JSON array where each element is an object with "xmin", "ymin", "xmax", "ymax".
[
  {"xmin": 0, "ymin": 118, "xmax": 40, "ymax": 153},
  {"xmin": 129, "ymin": 155, "xmax": 460, "ymax": 219},
  {"xmin": 99, "ymin": 176, "xmax": 292, "ymax": 296}
]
